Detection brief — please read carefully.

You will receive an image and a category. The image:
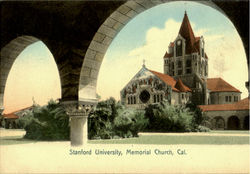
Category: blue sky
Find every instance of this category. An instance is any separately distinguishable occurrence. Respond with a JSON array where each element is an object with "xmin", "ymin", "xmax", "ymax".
[
  {"xmin": 3, "ymin": 1, "xmax": 248, "ymax": 113},
  {"xmin": 106, "ymin": 1, "xmax": 234, "ymax": 60}
]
